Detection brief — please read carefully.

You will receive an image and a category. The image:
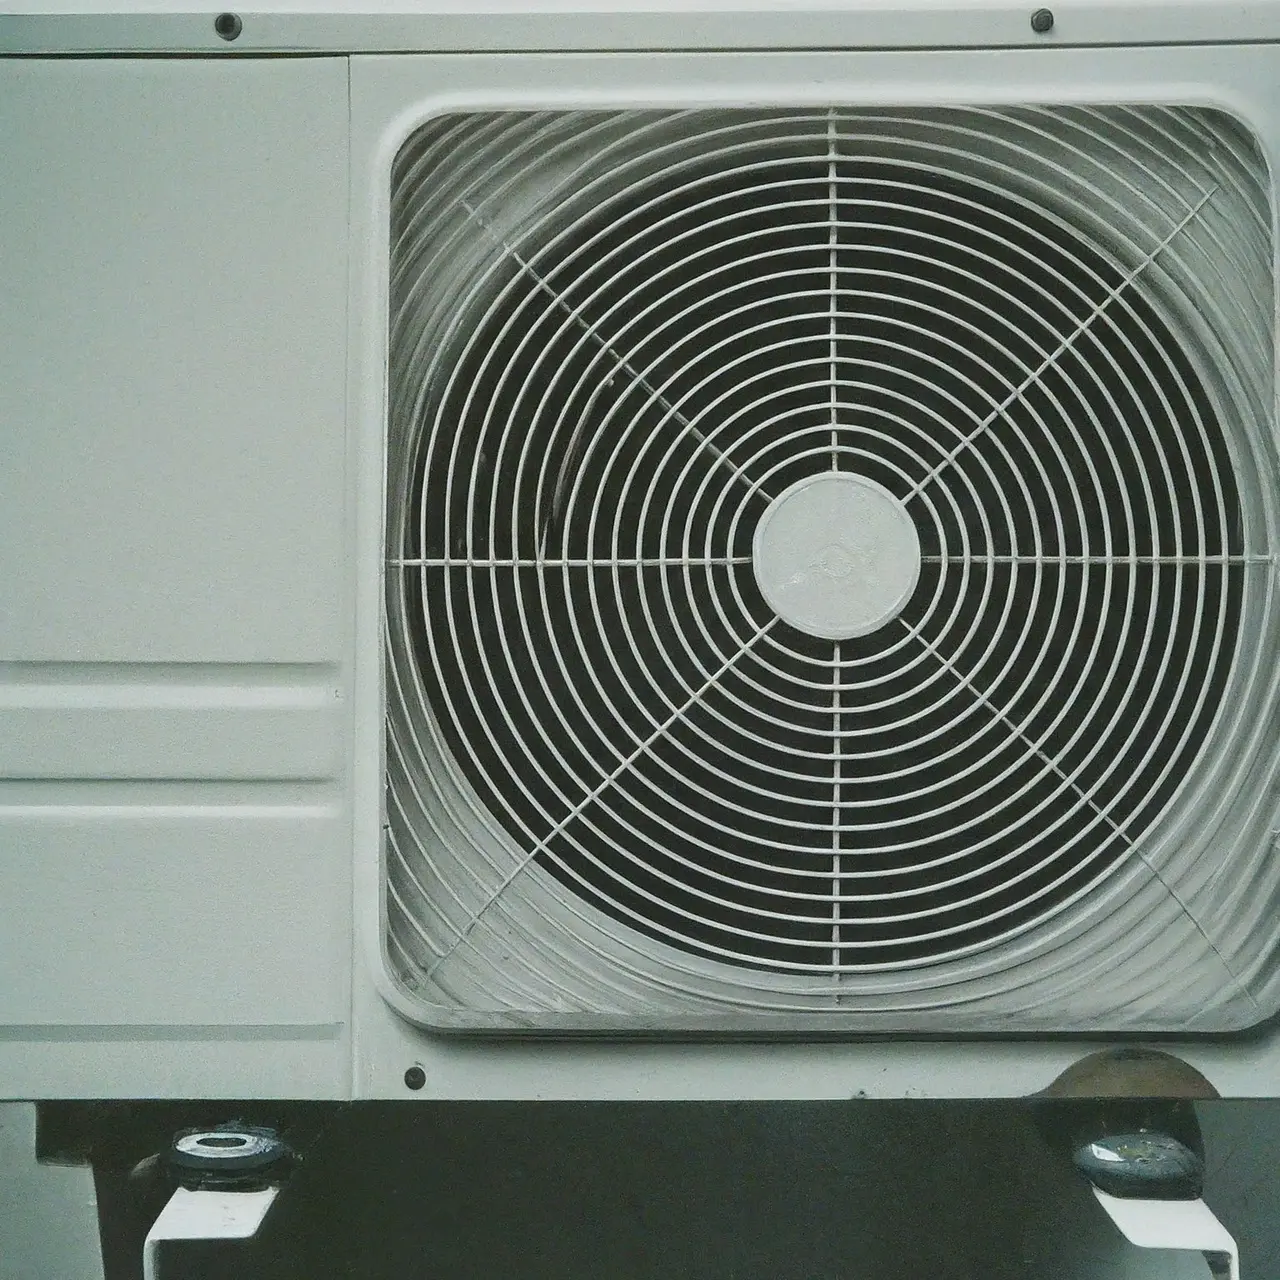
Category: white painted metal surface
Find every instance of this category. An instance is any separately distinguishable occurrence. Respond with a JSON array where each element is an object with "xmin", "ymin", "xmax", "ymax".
[
  {"xmin": 142, "ymin": 1187, "xmax": 279, "ymax": 1280},
  {"xmin": 1094, "ymin": 1191, "xmax": 1239, "ymax": 1280},
  {"xmin": 3, "ymin": 24, "xmax": 1280, "ymax": 1098},
  {"xmin": 0, "ymin": 57, "xmax": 353, "ymax": 1098},
  {"xmin": 4, "ymin": 0, "xmax": 1280, "ymax": 56}
]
